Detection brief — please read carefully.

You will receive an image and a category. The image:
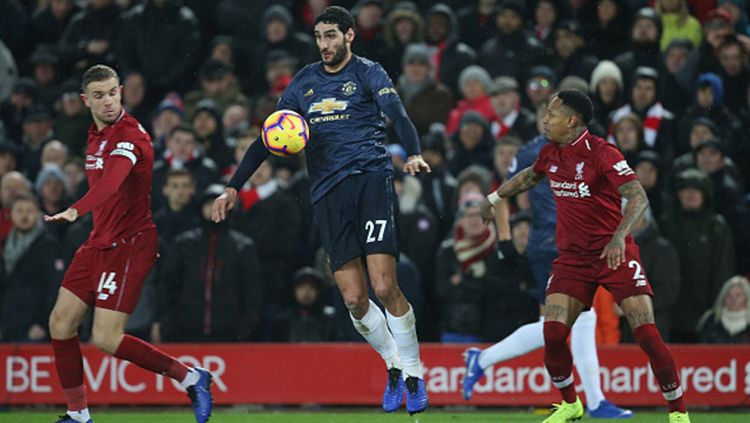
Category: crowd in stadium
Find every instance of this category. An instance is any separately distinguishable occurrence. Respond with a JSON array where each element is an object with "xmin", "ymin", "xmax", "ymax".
[{"xmin": 0, "ymin": 0, "xmax": 748, "ymax": 346}]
